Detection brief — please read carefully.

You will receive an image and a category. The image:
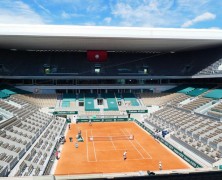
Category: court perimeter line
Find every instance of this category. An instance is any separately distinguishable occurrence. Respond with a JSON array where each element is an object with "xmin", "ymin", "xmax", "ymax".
[
  {"xmin": 120, "ymin": 129, "xmax": 145, "ymax": 159},
  {"xmin": 124, "ymin": 128, "xmax": 152, "ymax": 159},
  {"xmin": 91, "ymin": 129, "xmax": 98, "ymax": 162},
  {"xmin": 86, "ymin": 130, "xmax": 89, "ymax": 162}
]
